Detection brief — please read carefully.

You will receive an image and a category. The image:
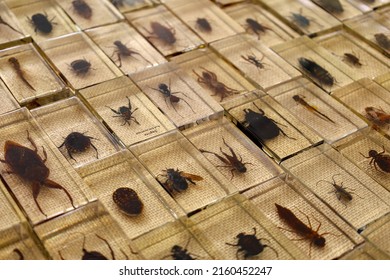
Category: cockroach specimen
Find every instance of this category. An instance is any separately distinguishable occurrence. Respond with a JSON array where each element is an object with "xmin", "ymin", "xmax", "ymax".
[
  {"xmin": 163, "ymin": 239, "xmax": 199, "ymax": 260},
  {"xmin": 342, "ymin": 52, "xmax": 363, "ymax": 67},
  {"xmin": 8, "ymin": 57, "xmax": 35, "ymax": 91},
  {"xmin": 365, "ymin": 106, "xmax": 390, "ymax": 127},
  {"xmin": 374, "ymin": 33, "xmax": 390, "ymax": 50},
  {"xmin": 0, "ymin": 131, "xmax": 75, "ymax": 217},
  {"xmin": 226, "ymin": 228, "xmax": 278, "ymax": 260},
  {"xmin": 106, "ymin": 96, "xmax": 140, "ymax": 126},
  {"xmin": 360, "ymin": 147, "xmax": 390, "ymax": 173},
  {"xmin": 192, "ymin": 67, "xmax": 241, "ymax": 102},
  {"xmin": 195, "ymin": 18, "xmax": 212, "ymax": 33},
  {"xmin": 72, "ymin": 0, "xmax": 92, "ymax": 20},
  {"xmin": 12, "ymin": 248, "xmax": 24, "ymax": 260},
  {"xmin": 298, "ymin": 57, "xmax": 335, "ymax": 87},
  {"xmin": 244, "ymin": 18, "xmax": 272, "ymax": 39},
  {"xmin": 243, "ymin": 102, "xmax": 296, "ymax": 141},
  {"xmin": 157, "ymin": 168, "xmax": 203, "ymax": 195},
  {"xmin": 292, "ymin": 95, "xmax": 335, "ymax": 123},
  {"xmin": 111, "ymin": 40, "xmax": 152, "ymax": 68},
  {"xmin": 70, "ymin": 59, "xmax": 92, "ymax": 75},
  {"xmin": 145, "ymin": 21, "xmax": 176, "ymax": 46},
  {"xmin": 315, "ymin": 0, "xmax": 344, "ymax": 14},
  {"xmin": 150, "ymin": 81, "xmax": 195, "ymax": 117},
  {"xmin": 199, "ymin": 137, "xmax": 252, "ymax": 180},
  {"xmin": 112, "ymin": 187, "xmax": 143, "ymax": 216},
  {"xmin": 58, "ymin": 132, "xmax": 98, "ymax": 161},
  {"xmin": 28, "ymin": 13, "xmax": 56, "ymax": 34},
  {"xmin": 290, "ymin": 10, "xmax": 310, "ymax": 29},
  {"xmin": 241, "ymin": 53, "xmax": 268, "ymax": 71},
  {"xmin": 0, "ymin": 16, "xmax": 23, "ymax": 35}
]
